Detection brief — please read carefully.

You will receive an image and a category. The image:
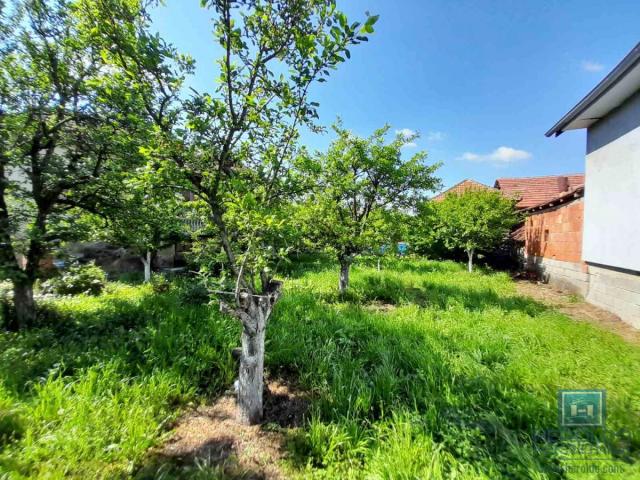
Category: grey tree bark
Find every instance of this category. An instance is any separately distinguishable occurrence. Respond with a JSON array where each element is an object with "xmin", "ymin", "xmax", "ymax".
[
  {"xmin": 339, "ymin": 260, "xmax": 351, "ymax": 294},
  {"xmin": 12, "ymin": 280, "xmax": 36, "ymax": 329},
  {"xmin": 141, "ymin": 250, "xmax": 152, "ymax": 282},
  {"xmin": 222, "ymin": 280, "xmax": 282, "ymax": 425},
  {"xmin": 467, "ymin": 248, "xmax": 474, "ymax": 272}
]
